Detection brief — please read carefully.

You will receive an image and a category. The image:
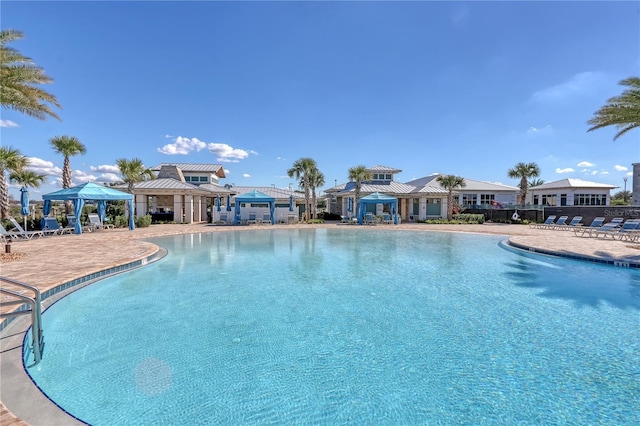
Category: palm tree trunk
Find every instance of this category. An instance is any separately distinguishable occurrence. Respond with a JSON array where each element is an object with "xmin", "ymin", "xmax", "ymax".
[{"xmin": 0, "ymin": 171, "xmax": 8, "ymax": 219}]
